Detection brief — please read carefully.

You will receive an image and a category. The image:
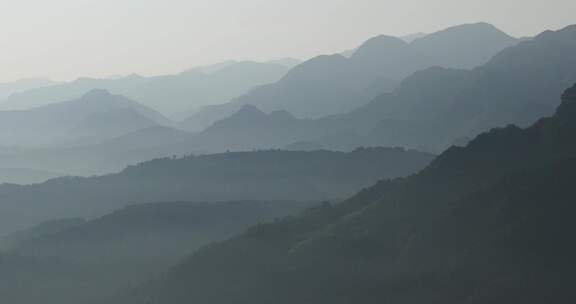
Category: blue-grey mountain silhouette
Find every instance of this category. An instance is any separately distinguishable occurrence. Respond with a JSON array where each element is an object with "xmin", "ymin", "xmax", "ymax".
[
  {"xmin": 181, "ymin": 23, "xmax": 518, "ymax": 130},
  {"xmin": 1, "ymin": 61, "xmax": 294, "ymax": 115},
  {"xmin": 0, "ymin": 89, "xmax": 169, "ymax": 147}
]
